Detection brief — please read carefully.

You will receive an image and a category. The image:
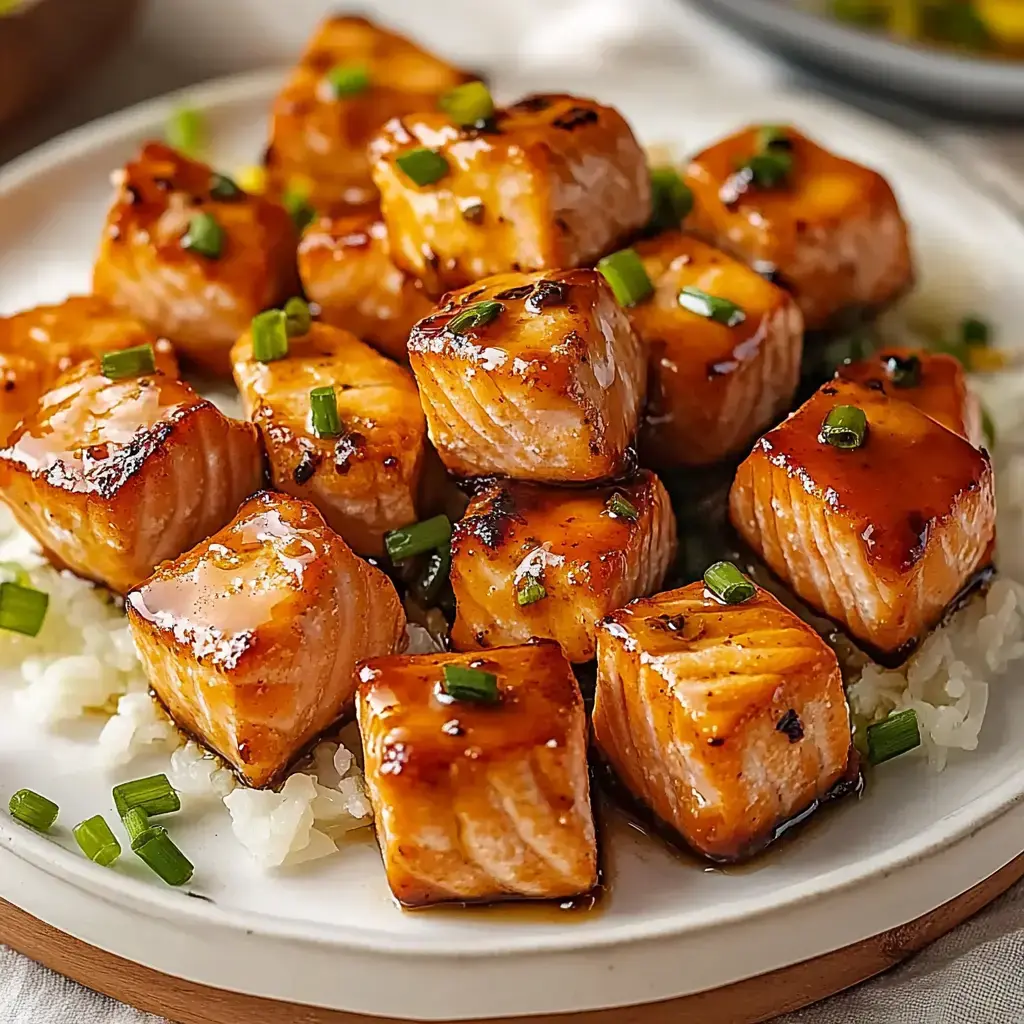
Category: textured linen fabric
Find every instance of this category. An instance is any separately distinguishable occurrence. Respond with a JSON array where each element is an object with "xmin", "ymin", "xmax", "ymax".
[{"xmin": 2, "ymin": 1, "xmax": 1024, "ymax": 1022}]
